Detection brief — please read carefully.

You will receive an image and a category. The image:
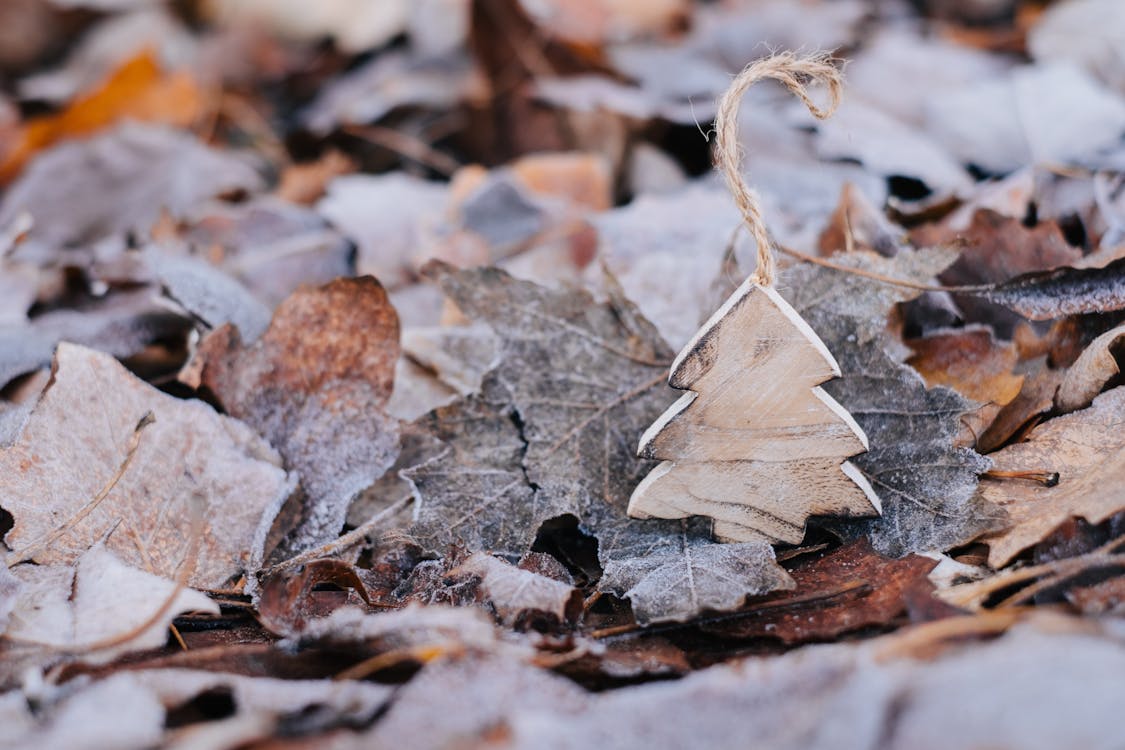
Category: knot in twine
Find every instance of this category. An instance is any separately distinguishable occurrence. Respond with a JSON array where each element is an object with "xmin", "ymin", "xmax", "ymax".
[{"xmin": 714, "ymin": 52, "xmax": 843, "ymax": 288}]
